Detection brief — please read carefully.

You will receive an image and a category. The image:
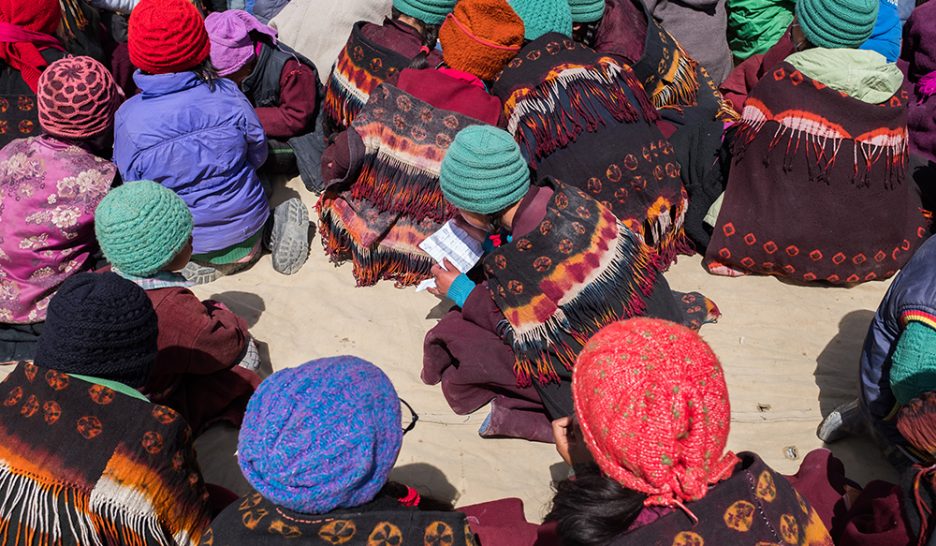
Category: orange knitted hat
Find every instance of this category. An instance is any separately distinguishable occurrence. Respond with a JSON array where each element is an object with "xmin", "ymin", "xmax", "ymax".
[
  {"xmin": 438, "ymin": 0, "xmax": 524, "ymax": 82},
  {"xmin": 573, "ymin": 318, "xmax": 739, "ymax": 510}
]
